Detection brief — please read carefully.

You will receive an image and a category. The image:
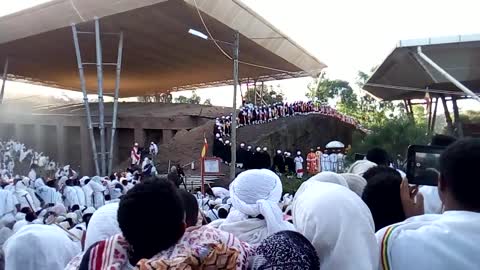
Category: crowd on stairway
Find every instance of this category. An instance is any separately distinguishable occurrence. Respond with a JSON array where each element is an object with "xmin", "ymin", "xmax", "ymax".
[{"xmin": 213, "ymin": 101, "xmax": 367, "ymax": 140}]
